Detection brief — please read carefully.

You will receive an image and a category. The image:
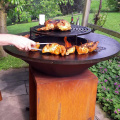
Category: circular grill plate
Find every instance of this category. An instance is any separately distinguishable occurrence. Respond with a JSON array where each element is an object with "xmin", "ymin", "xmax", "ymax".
[
  {"xmin": 3, "ymin": 33, "xmax": 120, "ymax": 77},
  {"xmin": 31, "ymin": 25, "xmax": 91, "ymax": 37}
]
